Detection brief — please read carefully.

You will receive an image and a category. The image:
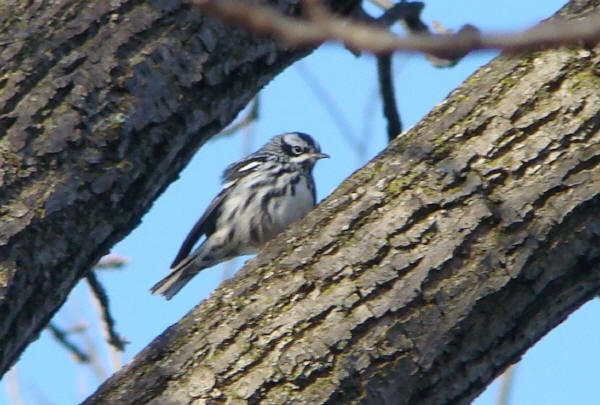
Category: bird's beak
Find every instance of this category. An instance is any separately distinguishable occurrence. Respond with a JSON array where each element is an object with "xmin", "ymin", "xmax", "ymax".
[{"xmin": 314, "ymin": 152, "xmax": 330, "ymax": 160}]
